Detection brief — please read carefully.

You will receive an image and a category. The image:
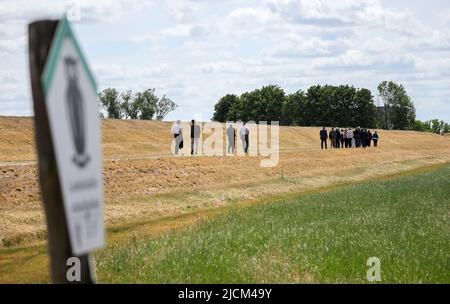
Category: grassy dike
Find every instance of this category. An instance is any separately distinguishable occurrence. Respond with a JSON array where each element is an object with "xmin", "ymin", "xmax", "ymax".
[
  {"xmin": 1, "ymin": 164, "xmax": 449, "ymax": 283},
  {"xmin": 96, "ymin": 165, "xmax": 450, "ymax": 283}
]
